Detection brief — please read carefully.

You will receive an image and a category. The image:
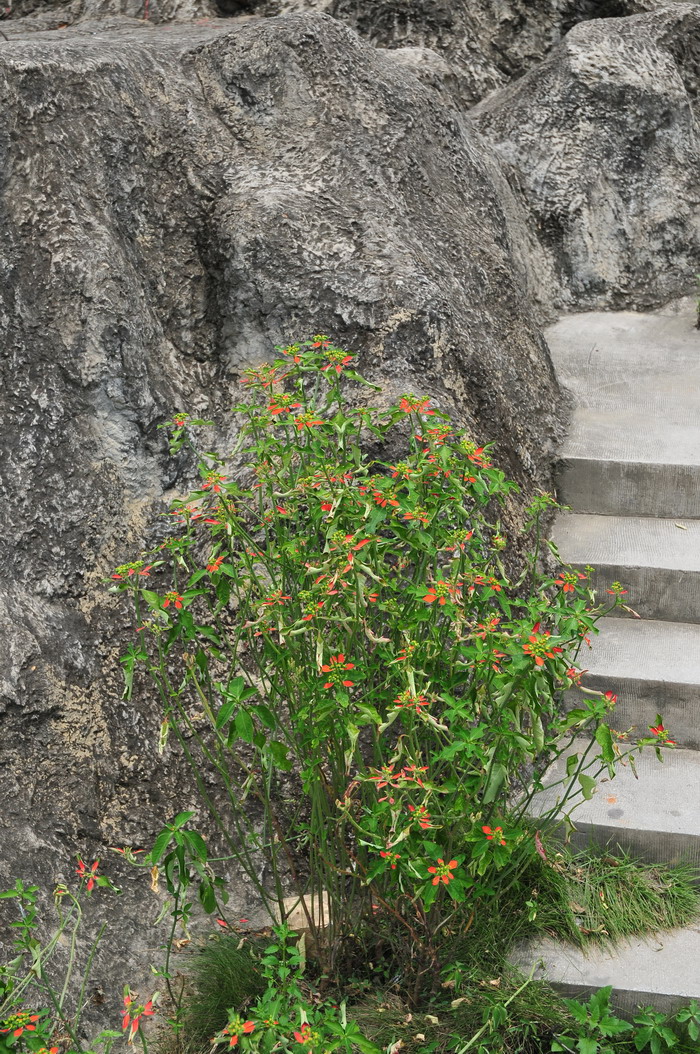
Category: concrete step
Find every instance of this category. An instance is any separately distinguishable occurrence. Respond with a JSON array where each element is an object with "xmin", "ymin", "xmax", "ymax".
[
  {"xmin": 531, "ymin": 740, "xmax": 700, "ymax": 868},
  {"xmin": 570, "ymin": 618, "xmax": 700, "ymax": 750},
  {"xmin": 556, "ymin": 414, "xmax": 700, "ymax": 518},
  {"xmin": 551, "ymin": 513, "xmax": 700, "ymax": 623},
  {"xmin": 511, "ymin": 928, "xmax": 700, "ymax": 1015},
  {"xmin": 546, "ymin": 301, "xmax": 700, "ymax": 519}
]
